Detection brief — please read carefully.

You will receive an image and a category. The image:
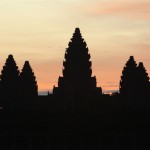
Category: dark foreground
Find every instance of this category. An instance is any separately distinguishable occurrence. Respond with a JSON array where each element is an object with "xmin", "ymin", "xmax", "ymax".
[{"xmin": 1, "ymin": 95, "xmax": 150, "ymax": 150}]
